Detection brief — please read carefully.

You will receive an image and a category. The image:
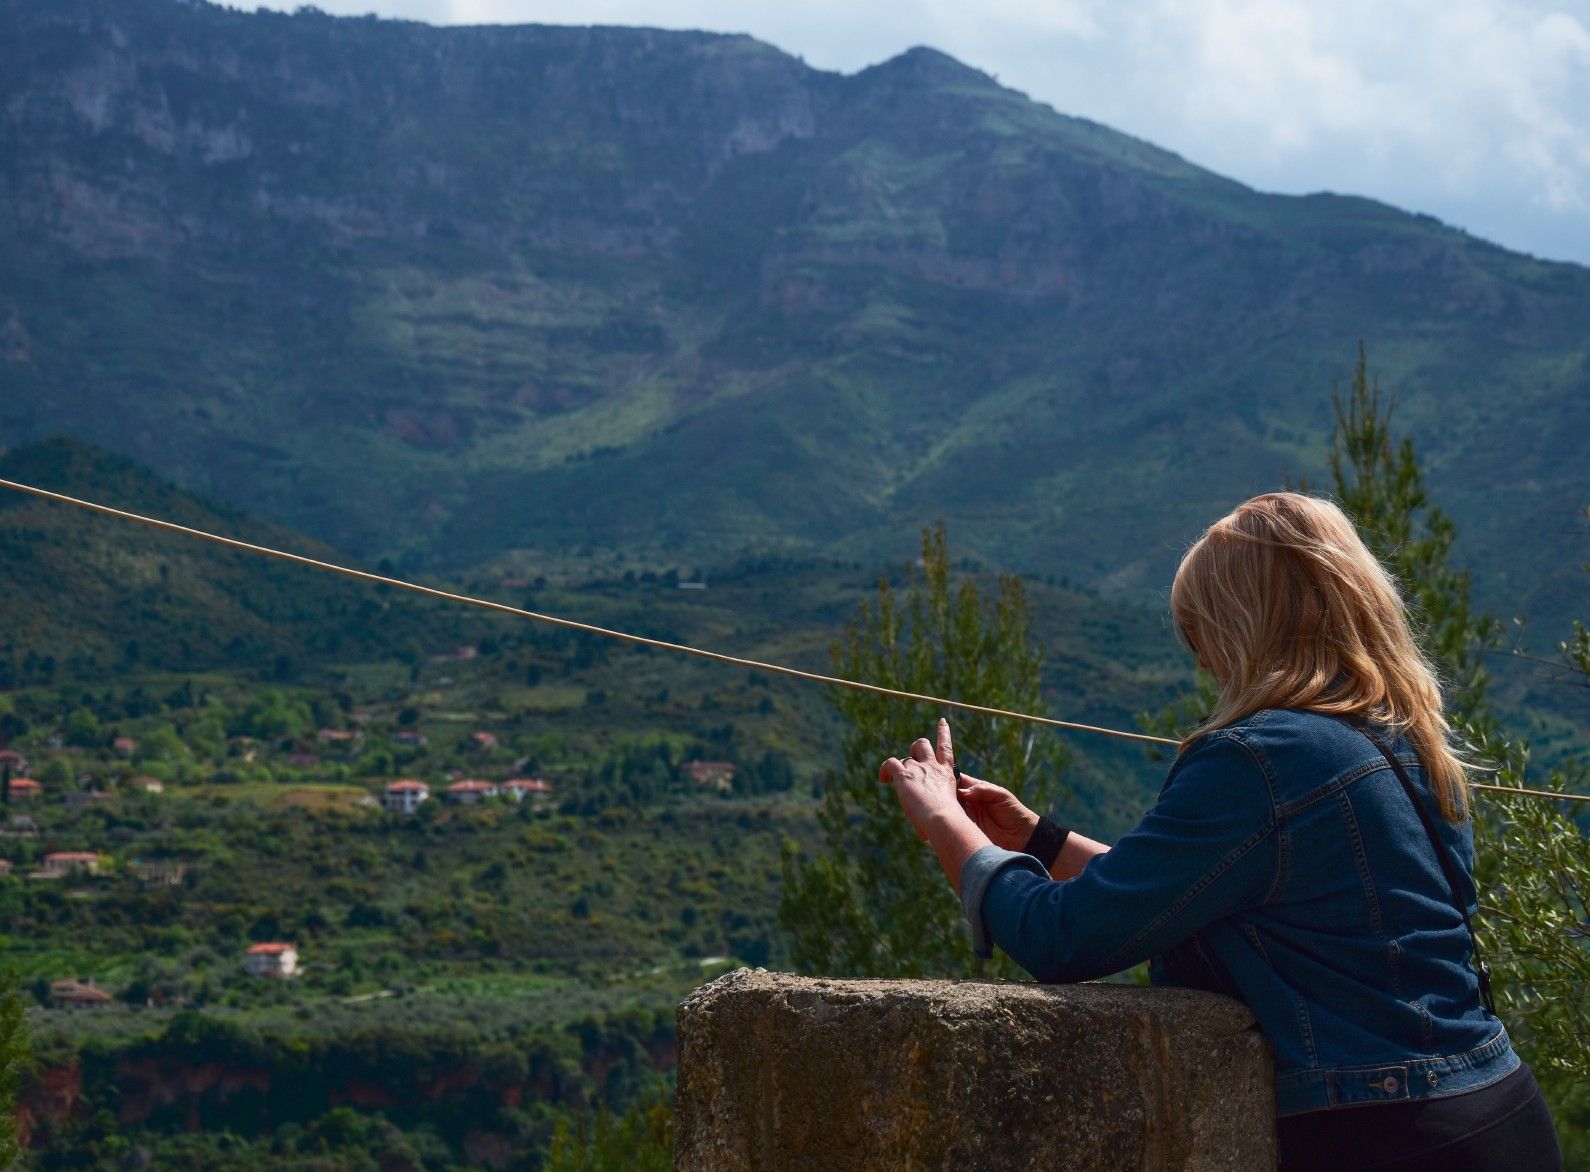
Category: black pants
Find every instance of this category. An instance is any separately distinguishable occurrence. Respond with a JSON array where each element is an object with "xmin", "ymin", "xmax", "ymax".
[{"xmin": 1276, "ymin": 1062, "xmax": 1562, "ymax": 1171}]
